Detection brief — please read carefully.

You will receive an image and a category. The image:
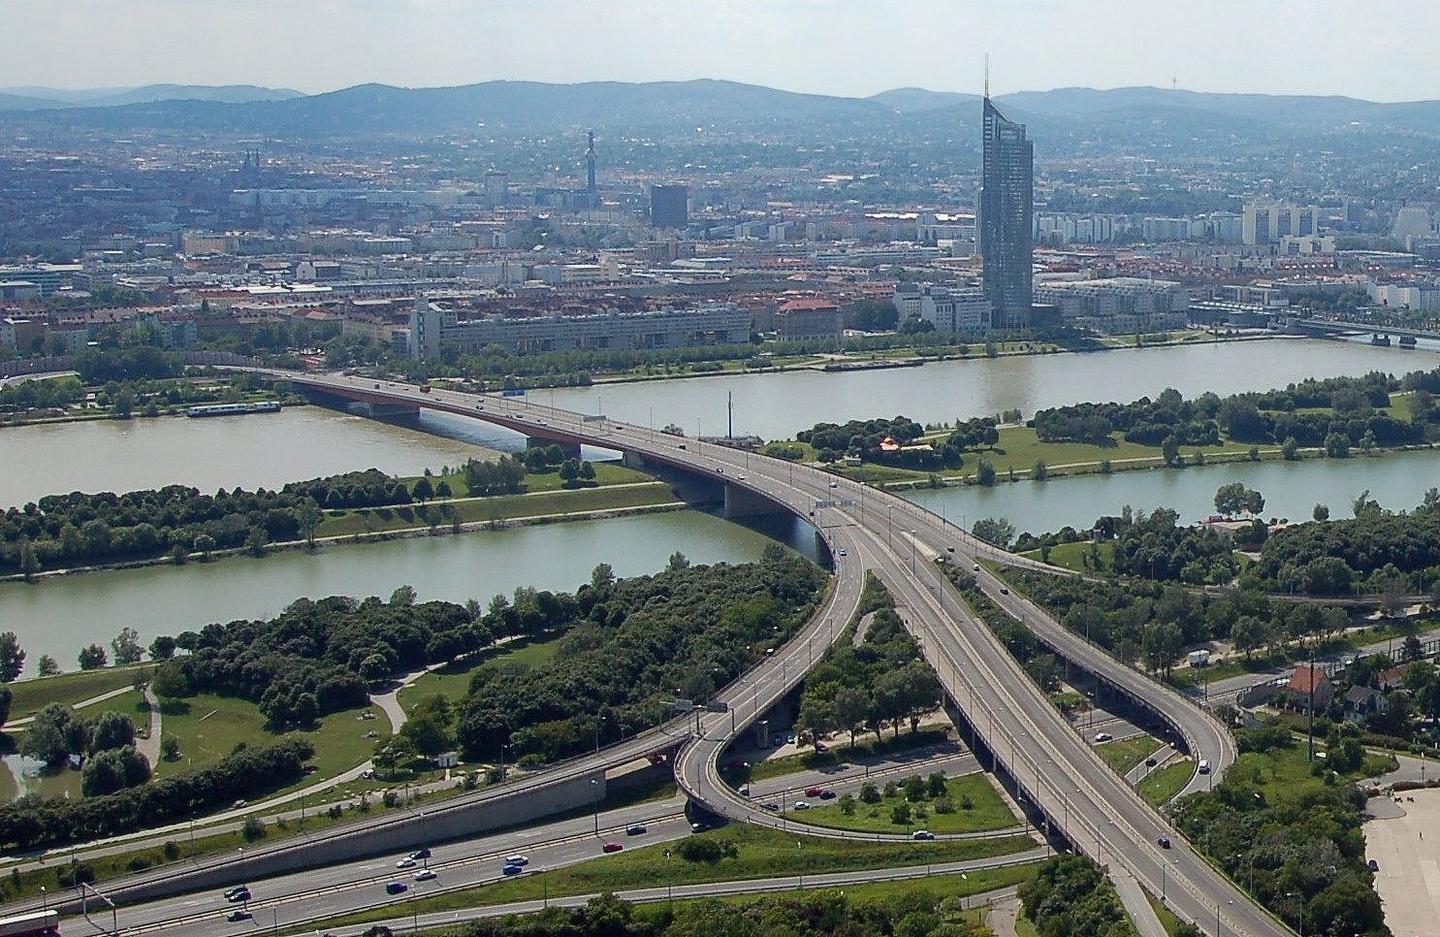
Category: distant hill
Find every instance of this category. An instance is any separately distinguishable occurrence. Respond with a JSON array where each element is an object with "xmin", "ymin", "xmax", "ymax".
[
  {"xmin": 0, "ymin": 84, "xmax": 303, "ymax": 108},
  {"xmin": 5, "ymin": 79, "xmax": 1440, "ymax": 144}
]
